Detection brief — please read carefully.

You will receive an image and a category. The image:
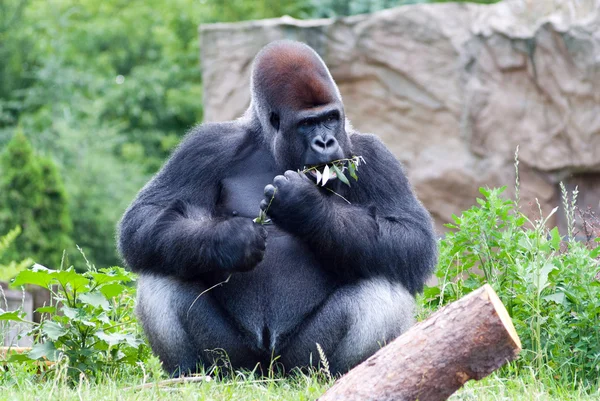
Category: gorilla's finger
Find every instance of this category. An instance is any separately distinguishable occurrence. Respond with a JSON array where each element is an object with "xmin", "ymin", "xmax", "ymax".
[
  {"xmin": 298, "ymin": 171, "xmax": 314, "ymax": 183},
  {"xmin": 257, "ymin": 225, "xmax": 268, "ymax": 240},
  {"xmin": 259, "ymin": 199, "xmax": 269, "ymax": 211},
  {"xmin": 273, "ymin": 175, "xmax": 288, "ymax": 187},
  {"xmin": 264, "ymin": 184, "xmax": 276, "ymax": 198},
  {"xmin": 284, "ymin": 170, "xmax": 301, "ymax": 180}
]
